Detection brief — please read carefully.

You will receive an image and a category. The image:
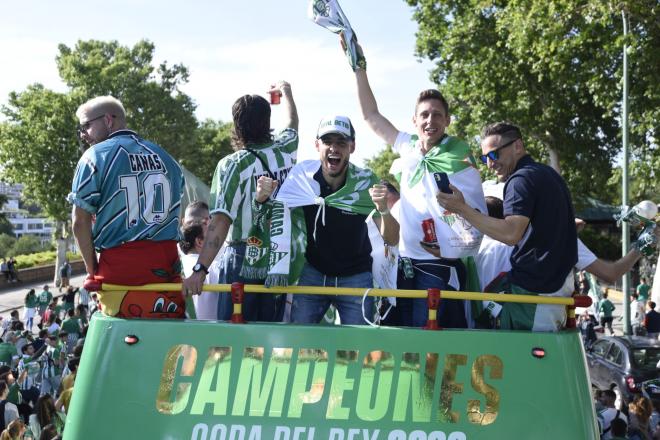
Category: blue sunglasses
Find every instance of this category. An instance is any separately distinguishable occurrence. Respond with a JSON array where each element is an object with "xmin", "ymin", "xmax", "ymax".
[{"xmin": 480, "ymin": 138, "xmax": 518, "ymax": 164}]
